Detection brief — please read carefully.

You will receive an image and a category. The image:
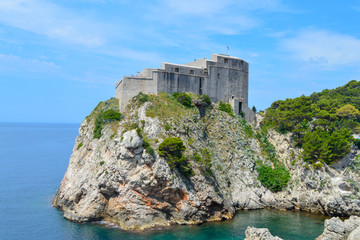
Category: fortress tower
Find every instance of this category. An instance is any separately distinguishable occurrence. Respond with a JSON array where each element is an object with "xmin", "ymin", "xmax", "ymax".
[{"xmin": 115, "ymin": 54, "xmax": 254, "ymax": 122}]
